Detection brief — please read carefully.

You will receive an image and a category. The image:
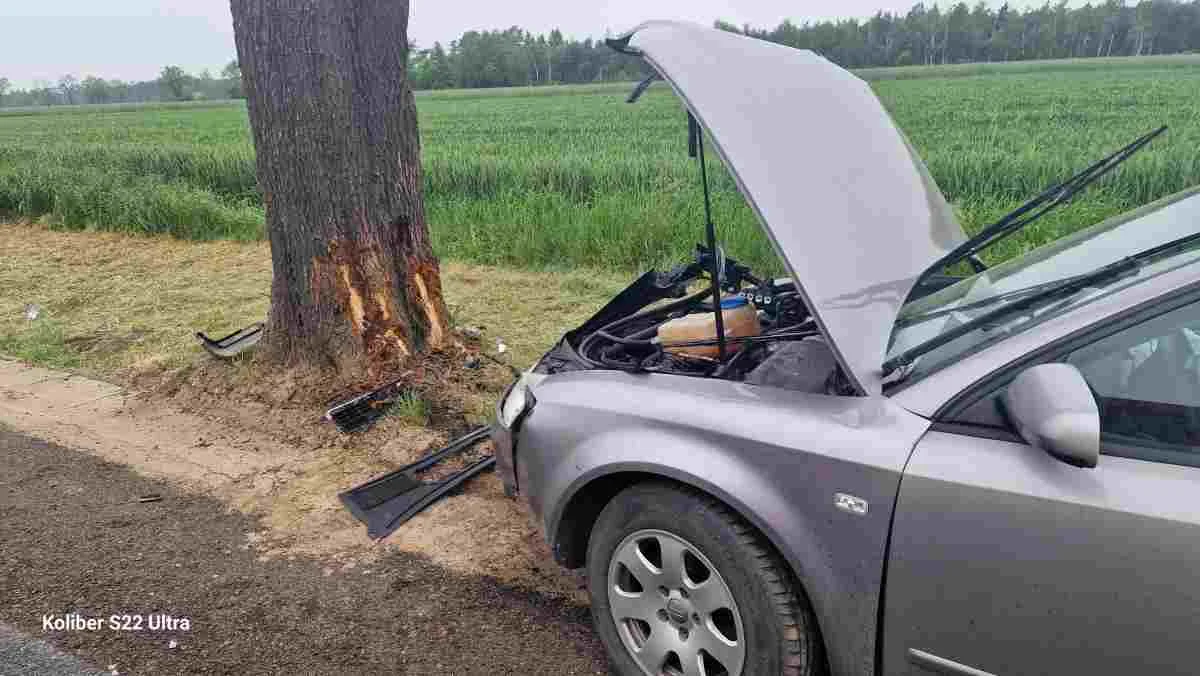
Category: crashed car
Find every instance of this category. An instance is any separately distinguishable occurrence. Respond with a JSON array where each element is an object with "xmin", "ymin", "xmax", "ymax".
[{"xmin": 493, "ymin": 20, "xmax": 1200, "ymax": 676}]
